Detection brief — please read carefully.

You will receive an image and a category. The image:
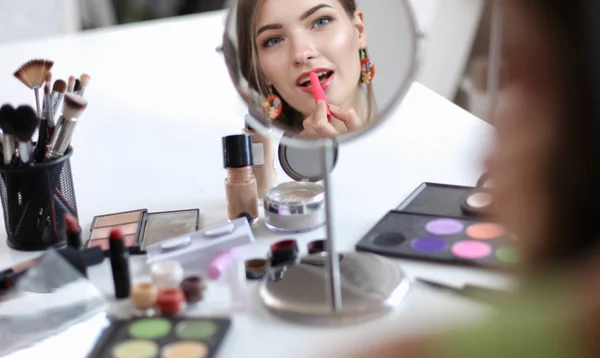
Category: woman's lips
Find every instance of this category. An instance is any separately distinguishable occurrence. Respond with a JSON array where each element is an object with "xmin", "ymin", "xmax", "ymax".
[{"xmin": 298, "ymin": 73, "xmax": 334, "ymax": 93}]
